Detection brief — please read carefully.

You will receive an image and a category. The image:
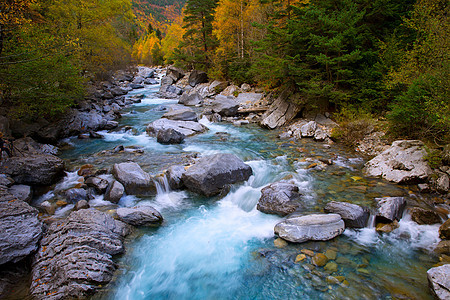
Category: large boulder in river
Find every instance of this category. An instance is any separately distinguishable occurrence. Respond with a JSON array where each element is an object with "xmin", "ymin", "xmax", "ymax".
[
  {"xmin": 375, "ymin": 197, "xmax": 406, "ymax": 223},
  {"xmin": 410, "ymin": 207, "xmax": 441, "ymax": 225},
  {"xmin": 211, "ymin": 95, "xmax": 239, "ymax": 116},
  {"xmin": 182, "ymin": 153, "xmax": 253, "ymax": 196},
  {"xmin": 0, "ymin": 187, "xmax": 43, "ymax": 265},
  {"xmin": 116, "ymin": 206, "xmax": 163, "ymax": 226},
  {"xmin": 0, "ymin": 154, "xmax": 65, "ymax": 186},
  {"xmin": 274, "ymin": 214, "xmax": 345, "ymax": 243},
  {"xmin": 104, "ymin": 180, "xmax": 124, "ymax": 204},
  {"xmin": 364, "ymin": 140, "xmax": 432, "ymax": 184},
  {"xmin": 162, "ymin": 107, "xmax": 197, "ymax": 122},
  {"xmin": 112, "ymin": 162, "xmax": 156, "ymax": 196},
  {"xmin": 257, "ymin": 182, "xmax": 303, "ymax": 216},
  {"xmin": 178, "ymin": 92, "xmax": 203, "ymax": 106},
  {"xmin": 30, "ymin": 209, "xmax": 131, "ymax": 300},
  {"xmin": 147, "ymin": 118, "xmax": 207, "ymax": 137},
  {"xmin": 324, "ymin": 201, "xmax": 369, "ymax": 228},
  {"xmin": 427, "ymin": 264, "xmax": 450, "ymax": 300},
  {"xmin": 260, "ymin": 93, "xmax": 302, "ymax": 129},
  {"xmin": 189, "ymin": 70, "xmax": 208, "ymax": 87},
  {"xmin": 166, "ymin": 165, "xmax": 186, "ymax": 190},
  {"xmin": 157, "ymin": 128, "xmax": 185, "ymax": 144}
]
